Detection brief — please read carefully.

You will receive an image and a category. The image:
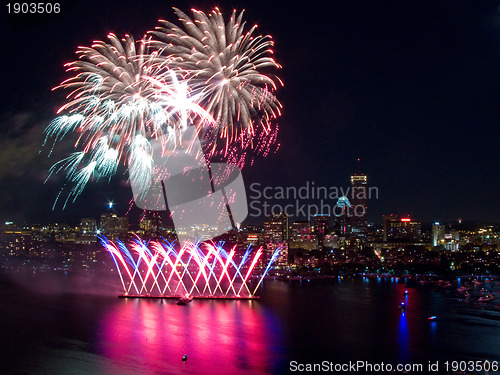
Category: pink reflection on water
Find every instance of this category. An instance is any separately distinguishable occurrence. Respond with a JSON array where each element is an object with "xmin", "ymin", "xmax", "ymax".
[{"xmin": 97, "ymin": 298, "xmax": 275, "ymax": 374}]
